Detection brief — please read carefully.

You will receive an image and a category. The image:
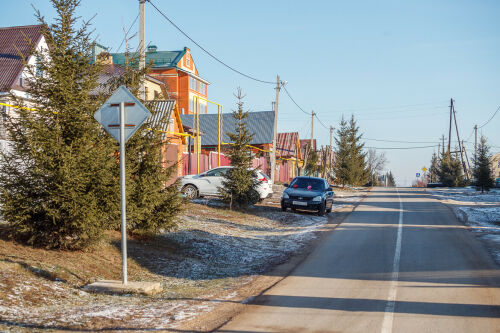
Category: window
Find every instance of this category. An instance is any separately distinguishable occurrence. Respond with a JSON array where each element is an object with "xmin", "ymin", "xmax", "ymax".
[
  {"xmin": 189, "ymin": 96, "xmax": 193, "ymax": 112},
  {"xmin": 198, "ymin": 82, "xmax": 206, "ymax": 94},
  {"xmin": 189, "ymin": 77, "xmax": 197, "ymax": 91},
  {"xmin": 186, "ymin": 56, "xmax": 191, "ymax": 67},
  {"xmin": 36, "ymin": 55, "xmax": 43, "ymax": 77}
]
